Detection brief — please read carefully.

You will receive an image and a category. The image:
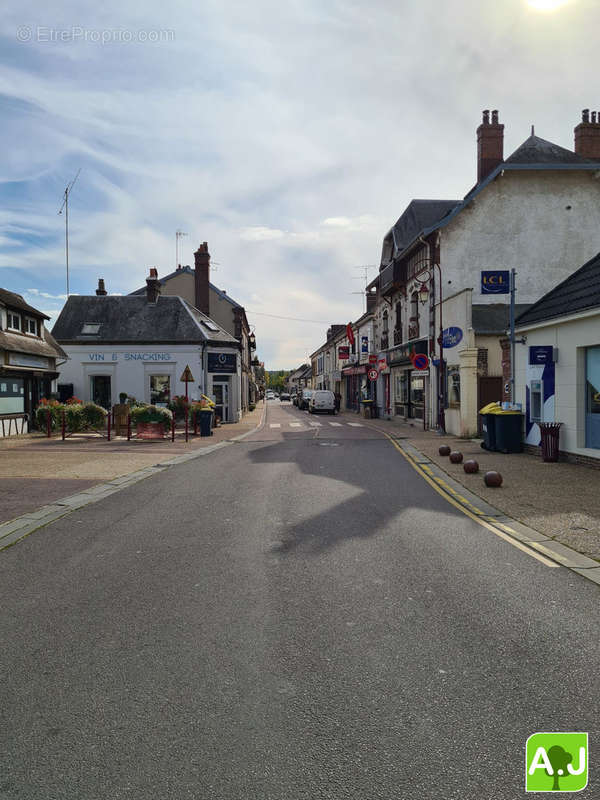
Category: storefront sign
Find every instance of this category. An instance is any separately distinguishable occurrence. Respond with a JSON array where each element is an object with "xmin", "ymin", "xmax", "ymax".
[
  {"xmin": 378, "ymin": 358, "xmax": 388, "ymax": 371},
  {"xmin": 481, "ymin": 270, "xmax": 510, "ymax": 294},
  {"xmin": 441, "ymin": 327, "xmax": 463, "ymax": 348},
  {"xmin": 338, "ymin": 345, "xmax": 350, "ymax": 360},
  {"xmin": 388, "ymin": 338, "xmax": 428, "ymax": 366},
  {"xmin": 529, "ymin": 346, "xmax": 553, "ymax": 365},
  {"xmin": 87, "ymin": 352, "xmax": 173, "ymax": 362},
  {"xmin": 8, "ymin": 352, "xmax": 50, "ymax": 369},
  {"xmin": 369, "ymin": 354, "xmax": 377, "ymax": 364},
  {"xmin": 361, "ymin": 336, "xmax": 369, "ymax": 354},
  {"xmin": 207, "ymin": 352, "xmax": 237, "ymax": 373},
  {"xmin": 342, "ymin": 365, "xmax": 367, "ymax": 376},
  {"xmin": 346, "ymin": 323, "xmax": 355, "ymax": 347}
]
